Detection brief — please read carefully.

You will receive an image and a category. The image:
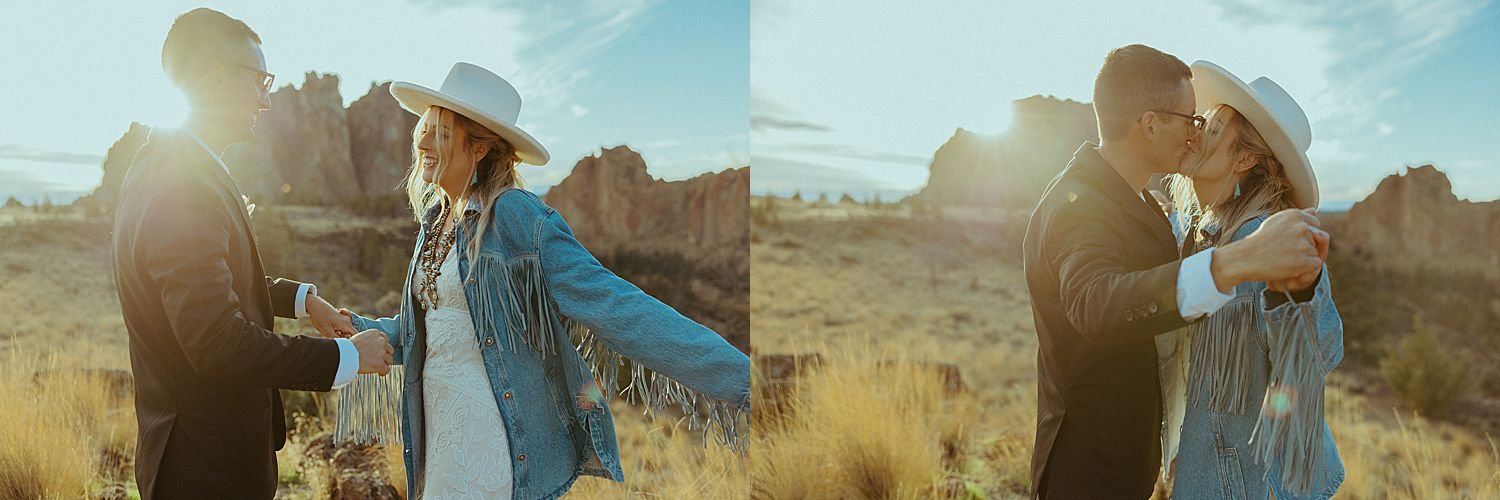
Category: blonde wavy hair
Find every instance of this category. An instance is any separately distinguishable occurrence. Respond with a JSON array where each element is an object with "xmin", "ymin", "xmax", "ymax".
[
  {"xmin": 1168, "ymin": 104, "xmax": 1298, "ymax": 248},
  {"xmin": 403, "ymin": 106, "xmax": 524, "ymax": 260}
]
